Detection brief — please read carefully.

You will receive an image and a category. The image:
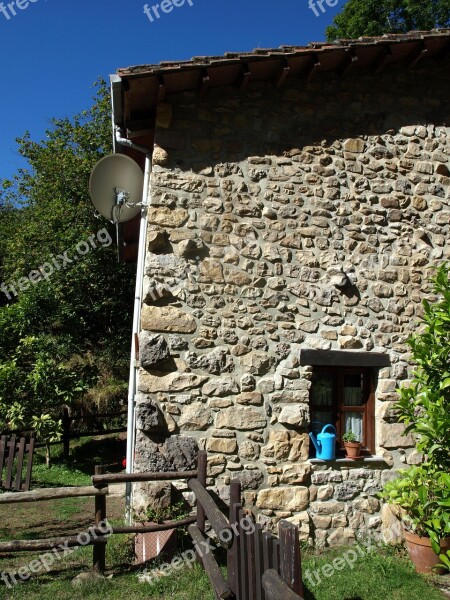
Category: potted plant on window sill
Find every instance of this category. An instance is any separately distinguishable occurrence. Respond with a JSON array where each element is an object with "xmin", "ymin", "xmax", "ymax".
[{"xmin": 342, "ymin": 431, "xmax": 362, "ymax": 459}]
